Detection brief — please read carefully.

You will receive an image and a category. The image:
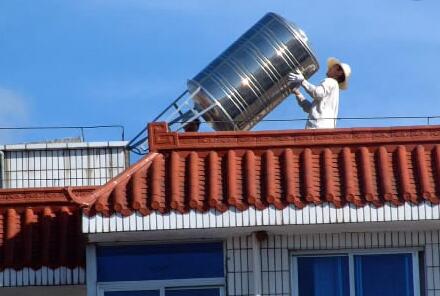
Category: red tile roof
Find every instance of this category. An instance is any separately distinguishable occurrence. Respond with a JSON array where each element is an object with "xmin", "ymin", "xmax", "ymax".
[
  {"xmin": 81, "ymin": 122, "xmax": 440, "ymax": 217},
  {"xmin": 0, "ymin": 186, "xmax": 95, "ymax": 270},
  {"xmin": 3, "ymin": 123, "xmax": 440, "ymax": 269}
]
